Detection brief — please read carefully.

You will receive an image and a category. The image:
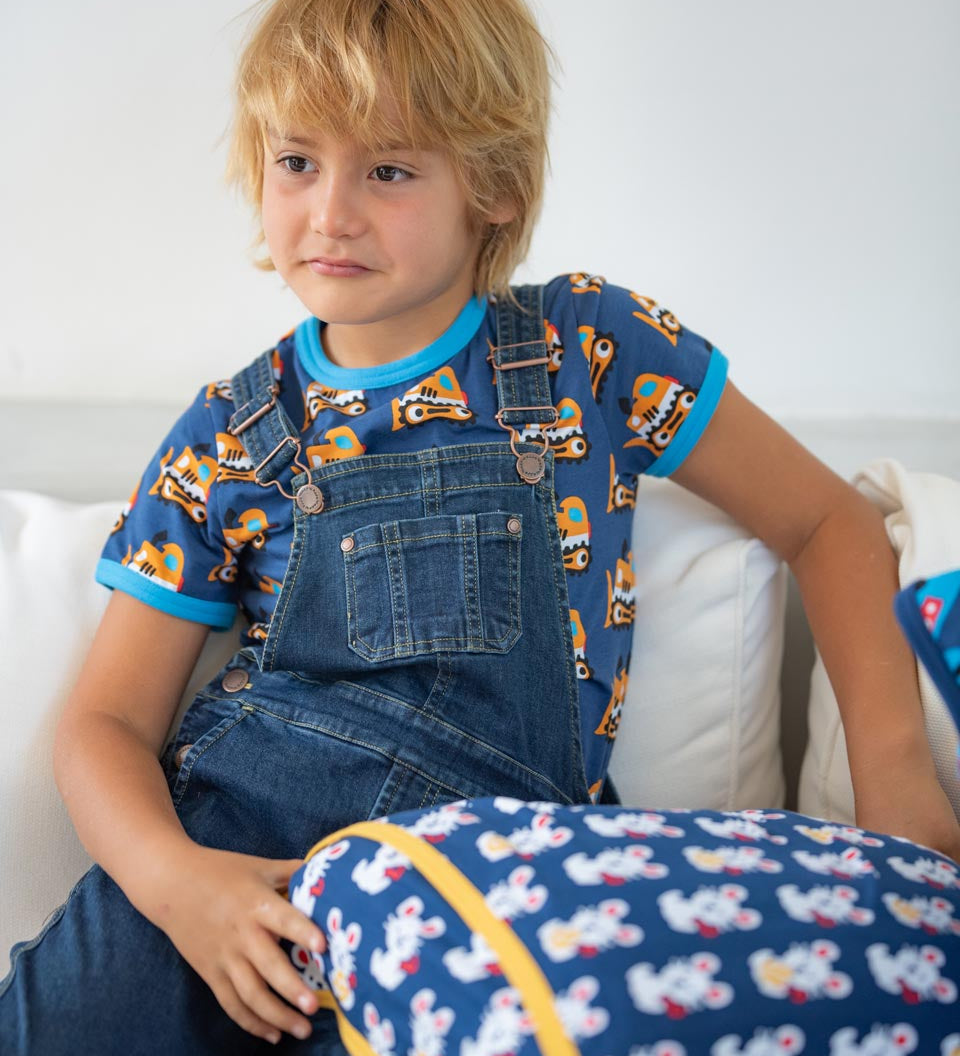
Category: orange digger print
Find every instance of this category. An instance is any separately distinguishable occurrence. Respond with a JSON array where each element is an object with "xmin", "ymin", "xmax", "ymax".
[
  {"xmin": 620, "ymin": 373, "xmax": 696, "ymax": 456},
  {"xmin": 391, "ymin": 366, "xmax": 473, "ymax": 430},
  {"xmin": 578, "ymin": 325, "xmax": 619, "ymax": 399},
  {"xmin": 604, "ymin": 544, "xmax": 636, "ymax": 629},
  {"xmin": 215, "ymin": 432, "xmax": 258, "ymax": 485},
  {"xmin": 517, "ymin": 398, "xmax": 589, "ymax": 461},
  {"xmin": 246, "ymin": 608, "xmax": 271, "ymax": 642},
  {"xmin": 270, "ymin": 346, "xmax": 285, "ymax": 380},
  {"xmin": 630, "ymin": 291, "xmax": 683, "ymax": 347},
  {"xmin": 569, "ymin": 272, "xmax": 605, "ymax": 295},
  {"xmin": 305, "ymin": 425, "xmax": 365, "ymax": 467},
  {"xmin": 557, "ymin": 496, "xmax": 592, "ymax": 573},
  {"xmin": 111, "ymin": 482, "xmax": 139, "ymax": 535},
  {"xmin": 149, "ymin": 445, "xmax": 218, "ymax": 524},
  {"xmin": 256, "ymin": 573, "xmax": 283, "ymax": 596},
  {"xmin": 121, "ymin": 536, "xmax": 185, "ymax": 592},
  {"xmin": 303, "ymin": 382, "xmax": 367, "ymax": 426},
  {"xmin": 223, "ymin": 508, "xmax": 274, "ymax": 551},
  {"xmin": 209, "ymin": 546, "xmax": 239, "ymax": 585},
  {"xmin": 570, "ymin": 609, "xmax": 592, "ymax": 681},
  {"xmin": 545, "ymin": 319, "xmax": 564, "ymax": 373},
  {"xmin": 606, "ymin": 454, "xmax": 636, "ymax": 513},
  {"xmin": 204, "ymin": 379, "xmax": 233, "ymax": 406},
  {"xmin": 595, "ymin": 659, "xmax": 629, "ymax": 740}
]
